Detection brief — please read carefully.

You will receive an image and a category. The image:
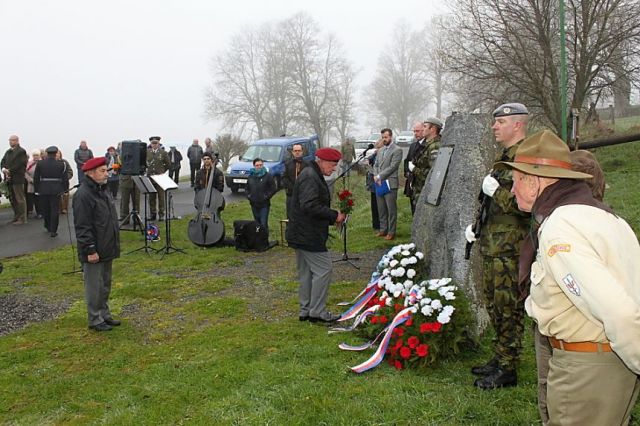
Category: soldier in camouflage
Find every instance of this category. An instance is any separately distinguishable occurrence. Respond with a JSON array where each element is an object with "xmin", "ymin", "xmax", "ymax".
[
  {"xmin": 465, "ymin": 103, "xmax": 531, "ymax": 389},
  {"xmin": 146, "ymin": 136, "xmax": 171, "ymax": 221},
  {"xmin": 409, "ymin": 117, "xmax": 442, "ymax": 211}
]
